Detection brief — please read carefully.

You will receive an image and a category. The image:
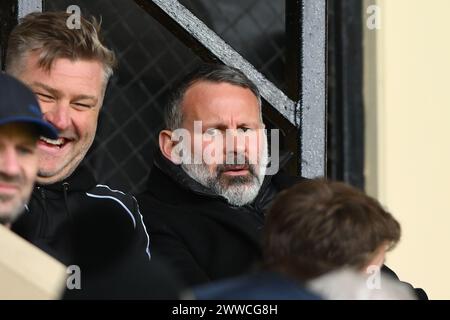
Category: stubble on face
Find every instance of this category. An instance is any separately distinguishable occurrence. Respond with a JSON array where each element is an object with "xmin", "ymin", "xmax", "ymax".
[
  {"xmin": 177, "ymin": 82, "xmax": 267, "ymax": 206},
  {"xmin": 15, "ymin": 53, "xmax": 104, "ymax": 184},
  {"xmin": 0, "ymin": 124, "xmax": 39, "ymax": 225}
]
